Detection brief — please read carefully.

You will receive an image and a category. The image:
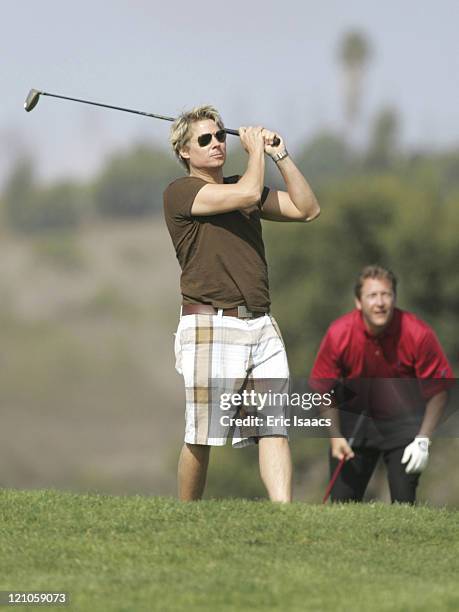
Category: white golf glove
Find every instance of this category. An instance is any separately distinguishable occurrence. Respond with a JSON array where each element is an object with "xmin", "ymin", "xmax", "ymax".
[{"xmin": 401, "ymin": 437, "xmax": 430, "ymax": 474}]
